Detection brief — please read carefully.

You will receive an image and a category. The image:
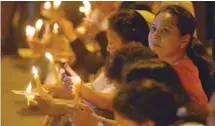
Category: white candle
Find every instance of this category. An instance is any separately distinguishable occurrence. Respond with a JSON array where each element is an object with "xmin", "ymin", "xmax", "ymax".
[
  {"xmin": 45, "ymin": 52, "xmax": 62, "ymax": 86},
  {"xmin": 73, "ymin": 76, "xmax": 82, "ymax": 105}
]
